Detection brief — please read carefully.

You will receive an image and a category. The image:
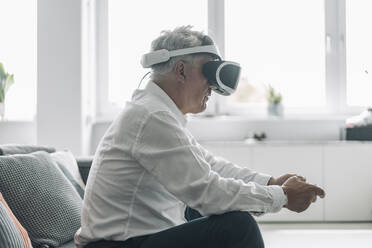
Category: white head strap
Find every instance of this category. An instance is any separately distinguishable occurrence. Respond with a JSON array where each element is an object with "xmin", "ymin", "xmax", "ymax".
[{"xmin": 140, "ymin": 45, "xmax": 221, "ymax": 68}]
